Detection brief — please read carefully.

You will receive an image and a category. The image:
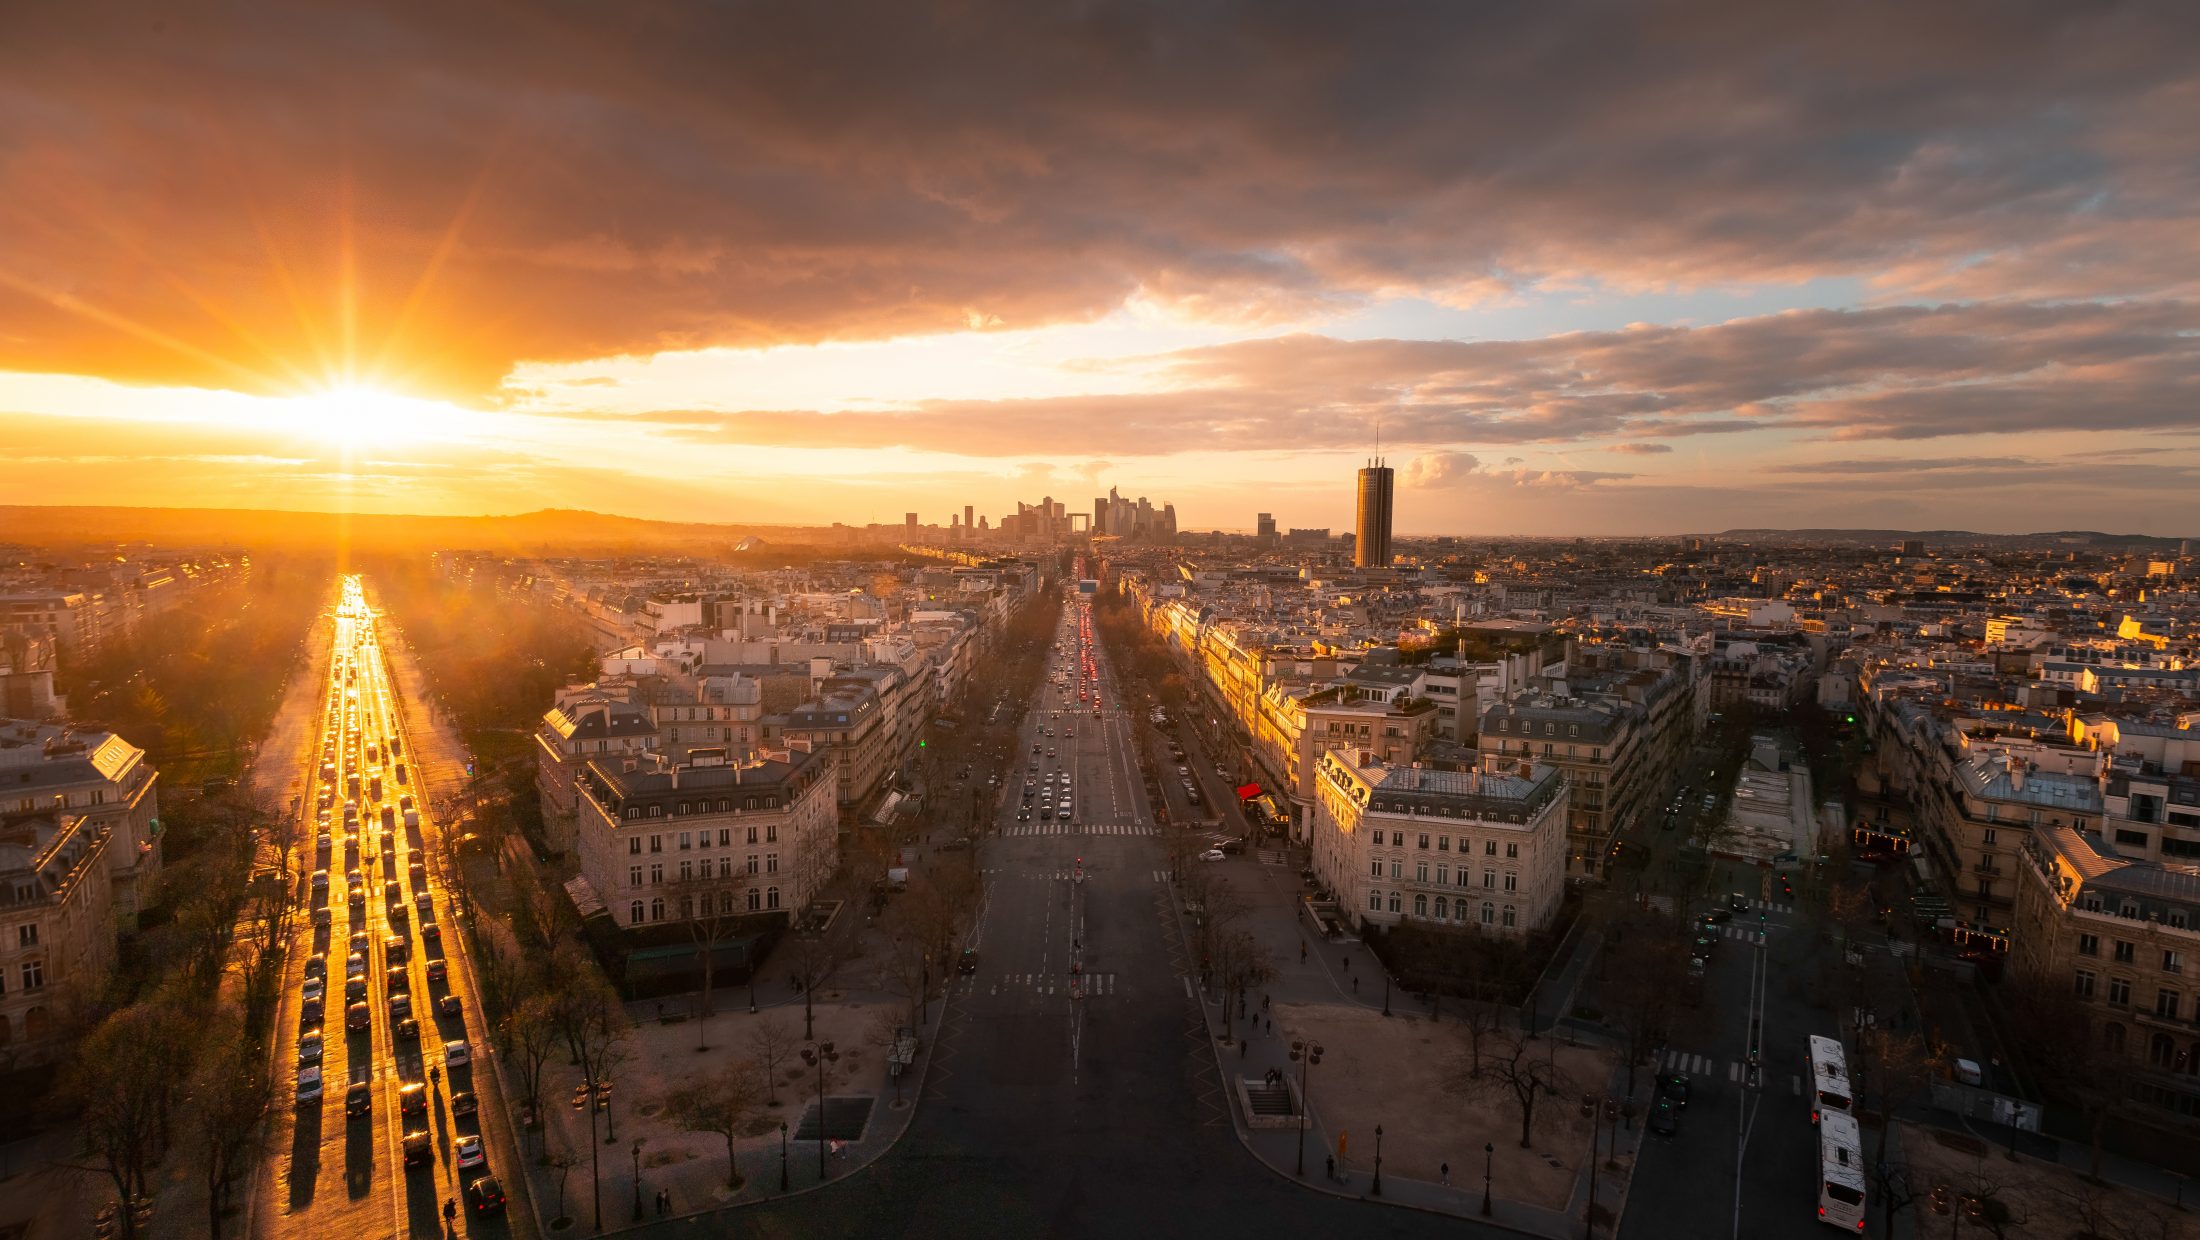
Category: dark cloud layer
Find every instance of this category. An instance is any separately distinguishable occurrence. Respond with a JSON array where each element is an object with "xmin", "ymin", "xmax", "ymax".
[
  {"xmin": 635, "ymin": 299, "xmax": 2200, "ymax": 453},
  {"xmin": 4, "ymin": 1, "xmax": 2199, "ymax": 394}
]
